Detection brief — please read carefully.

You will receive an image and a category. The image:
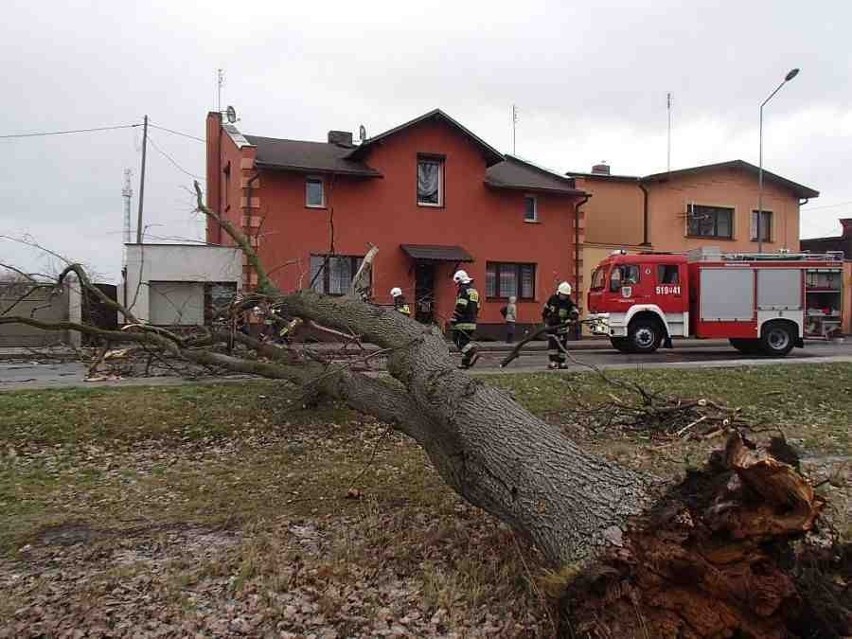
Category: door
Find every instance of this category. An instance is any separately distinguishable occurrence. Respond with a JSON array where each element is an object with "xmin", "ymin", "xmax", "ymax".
[{"xmin": 414, "ymin": 263, "xmax": 435, "ymax": 324}]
